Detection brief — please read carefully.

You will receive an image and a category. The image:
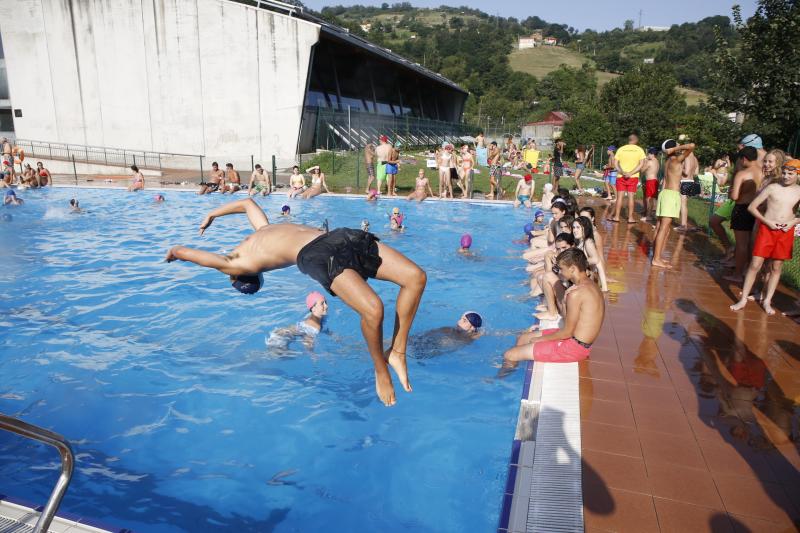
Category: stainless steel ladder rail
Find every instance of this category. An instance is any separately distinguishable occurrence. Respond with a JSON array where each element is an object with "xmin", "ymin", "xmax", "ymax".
[{"xmin": 0, "ymin": 414, "xmax": 74, "ymax": 533}]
